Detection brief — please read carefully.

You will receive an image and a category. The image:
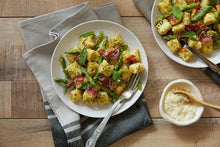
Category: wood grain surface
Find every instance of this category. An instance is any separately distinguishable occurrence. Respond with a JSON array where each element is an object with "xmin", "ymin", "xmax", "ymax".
[{"xmin": 0, "ymin": 0, "xmax": 220, "ymax": 146}]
